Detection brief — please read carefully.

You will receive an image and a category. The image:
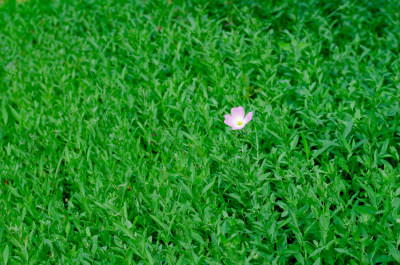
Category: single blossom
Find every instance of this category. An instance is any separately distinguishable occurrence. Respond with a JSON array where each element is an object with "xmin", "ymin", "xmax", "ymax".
[{"xmin": 224, "ymin": 106, "xmax": 253, "ymax": 130}]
